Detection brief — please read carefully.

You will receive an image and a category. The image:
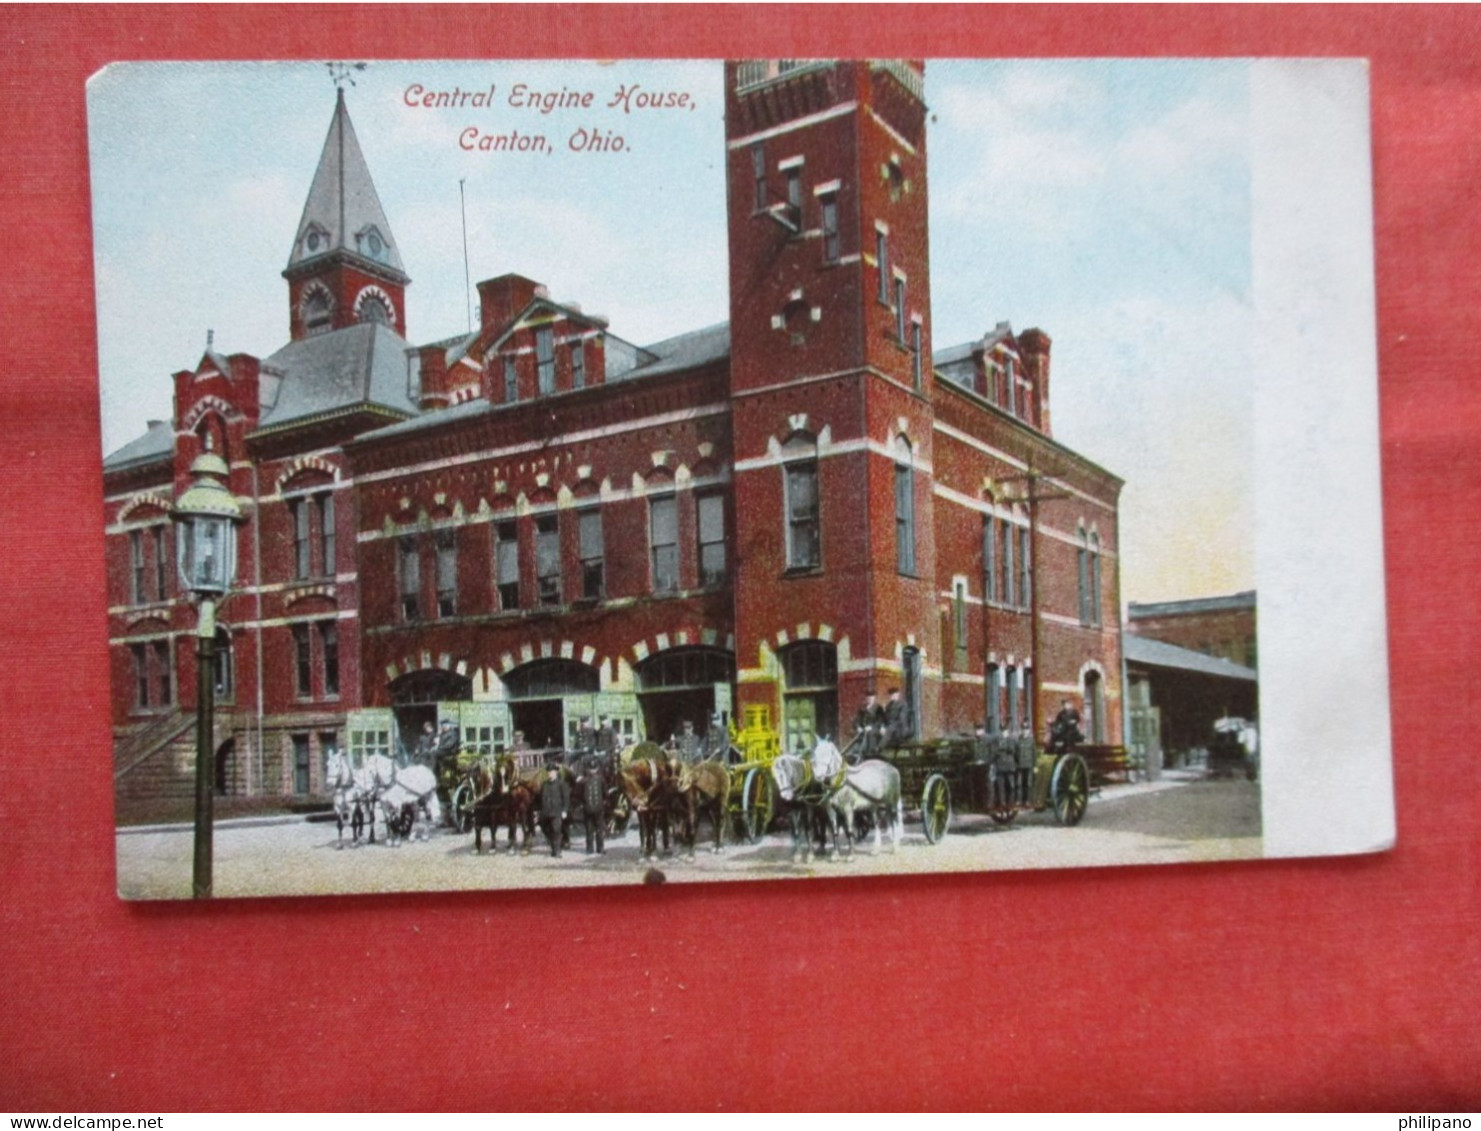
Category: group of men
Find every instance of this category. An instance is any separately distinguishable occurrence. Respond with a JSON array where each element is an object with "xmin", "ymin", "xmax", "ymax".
[
  {"xmin": 541, "ymin": 714, "xmax": 623, "ymax": 859},
  {"xmin": 664, "ymin": 714, "xmax": 731, "ymax": 765},
  {"xmin": 851, "ymin": 688, "xmax": 914, "ymax": 758}
]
